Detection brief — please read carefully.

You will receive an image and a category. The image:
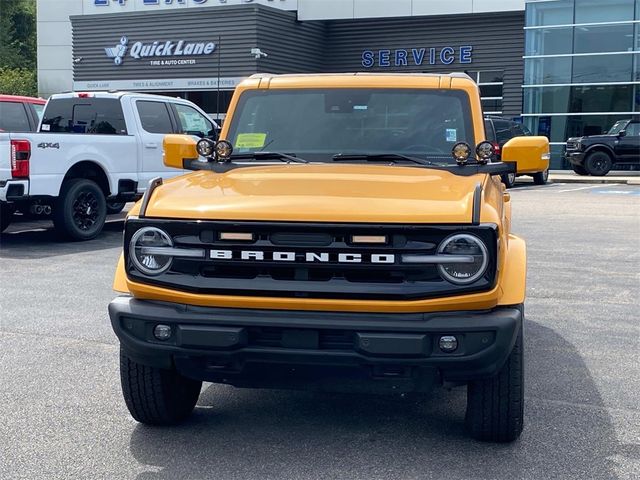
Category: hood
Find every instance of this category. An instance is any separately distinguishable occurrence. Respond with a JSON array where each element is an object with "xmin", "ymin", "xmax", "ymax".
[{"xmin": 142, "ymin": 164, "xmax": 486, "ymax": 224}]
